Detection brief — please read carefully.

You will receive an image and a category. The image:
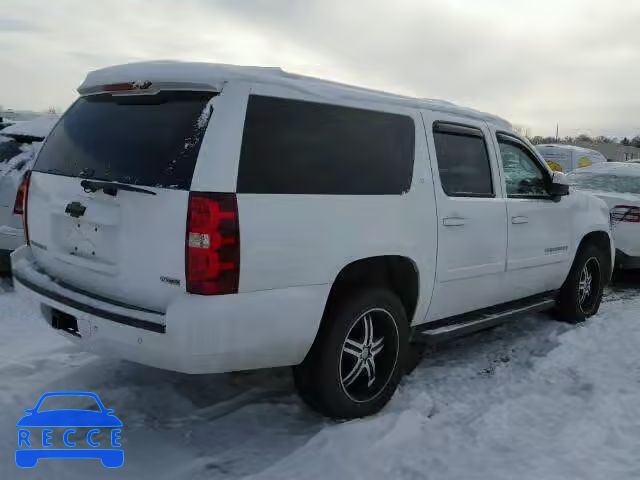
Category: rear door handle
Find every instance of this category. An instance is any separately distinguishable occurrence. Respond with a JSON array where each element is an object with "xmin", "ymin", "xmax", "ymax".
[
  {"xmin": 443, "ymin": 217, "xmax": 466, "ymax": 227},
  {"xmin": 511, "ymin": 216, "xmax": 529, "ymax": 224}
]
